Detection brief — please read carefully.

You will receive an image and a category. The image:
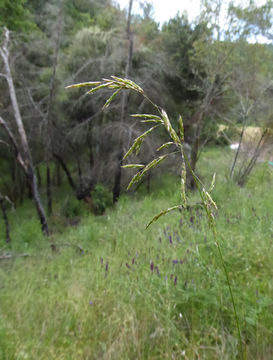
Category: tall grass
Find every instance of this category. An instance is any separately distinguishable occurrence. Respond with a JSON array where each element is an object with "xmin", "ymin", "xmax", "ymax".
[
  {"xmin": 67, "ymin": 77, "xmax": 244, "ymax": 356},
  {"xmin": 0, "ymin": 157, "xmax": 273, "ymax": 358},
  {"xmin": 1, "ymin": 80, "xmax": 273, "ymax": 358}
]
